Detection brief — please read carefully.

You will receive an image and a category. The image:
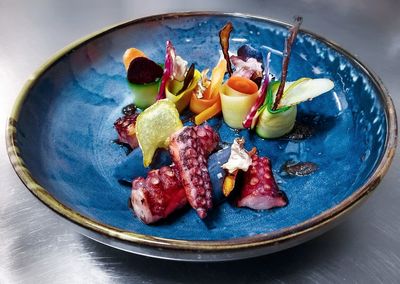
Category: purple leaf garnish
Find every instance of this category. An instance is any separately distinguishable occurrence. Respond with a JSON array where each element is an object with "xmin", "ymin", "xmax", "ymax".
[{"xmin": 156, "ymin": 40, "xmax": 175, "ymax": 100}]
